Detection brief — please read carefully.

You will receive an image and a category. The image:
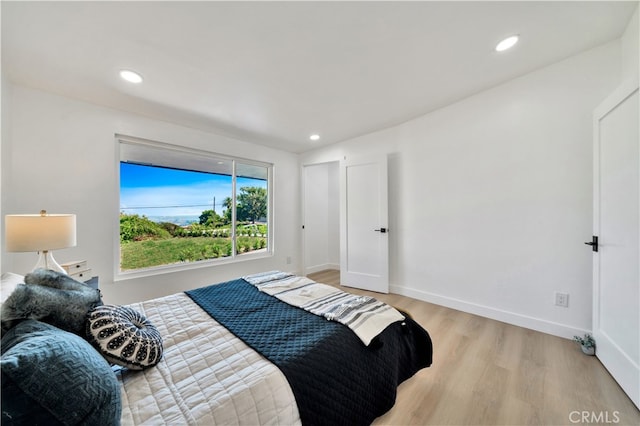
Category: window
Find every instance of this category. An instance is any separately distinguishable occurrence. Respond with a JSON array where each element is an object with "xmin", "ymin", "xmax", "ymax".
[{"xmin": 117, "ymin": 136, "xmax": 272, "ymax": 275}]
